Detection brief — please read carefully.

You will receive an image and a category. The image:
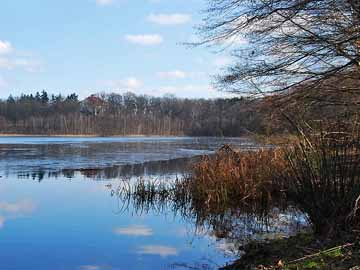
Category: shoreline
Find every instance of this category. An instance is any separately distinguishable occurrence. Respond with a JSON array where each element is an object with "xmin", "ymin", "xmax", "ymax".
[
  {"xmin": 0, "ymin": 134, "xmax": 186, "ymax": 138},
  {"xmin": 0, "ymin": 133, "xmax": 249, "ymax": 139}
]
